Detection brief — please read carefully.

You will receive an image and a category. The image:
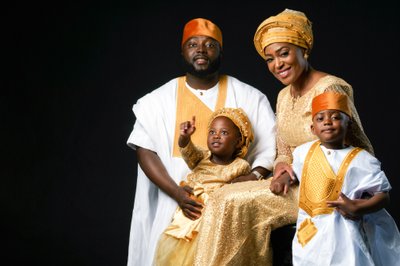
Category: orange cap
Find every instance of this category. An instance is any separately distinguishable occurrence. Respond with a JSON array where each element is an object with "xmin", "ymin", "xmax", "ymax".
[
  {"xmin": 312, "ymin": 92, "xmax": 351, "ymax": 118},
  {"xmin": 181, "ymin": 18, "xmax": 223, "ymax": 47}
]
